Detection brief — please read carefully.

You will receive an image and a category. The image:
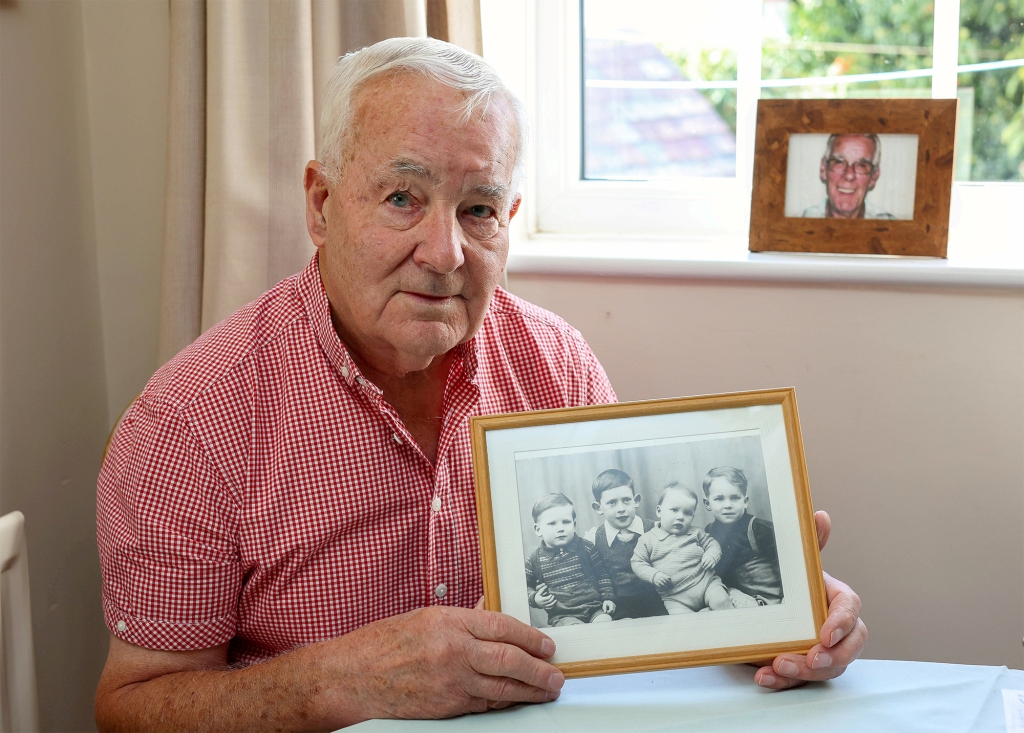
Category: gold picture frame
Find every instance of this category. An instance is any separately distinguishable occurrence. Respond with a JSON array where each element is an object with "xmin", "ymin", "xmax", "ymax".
[
  {"xmin": 470, "ymin": 388, "xmax": 827, "ymax": 678},
  {"xmin": 749, "ymin": 98, "xmax": 957, "ymax": 257}
]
